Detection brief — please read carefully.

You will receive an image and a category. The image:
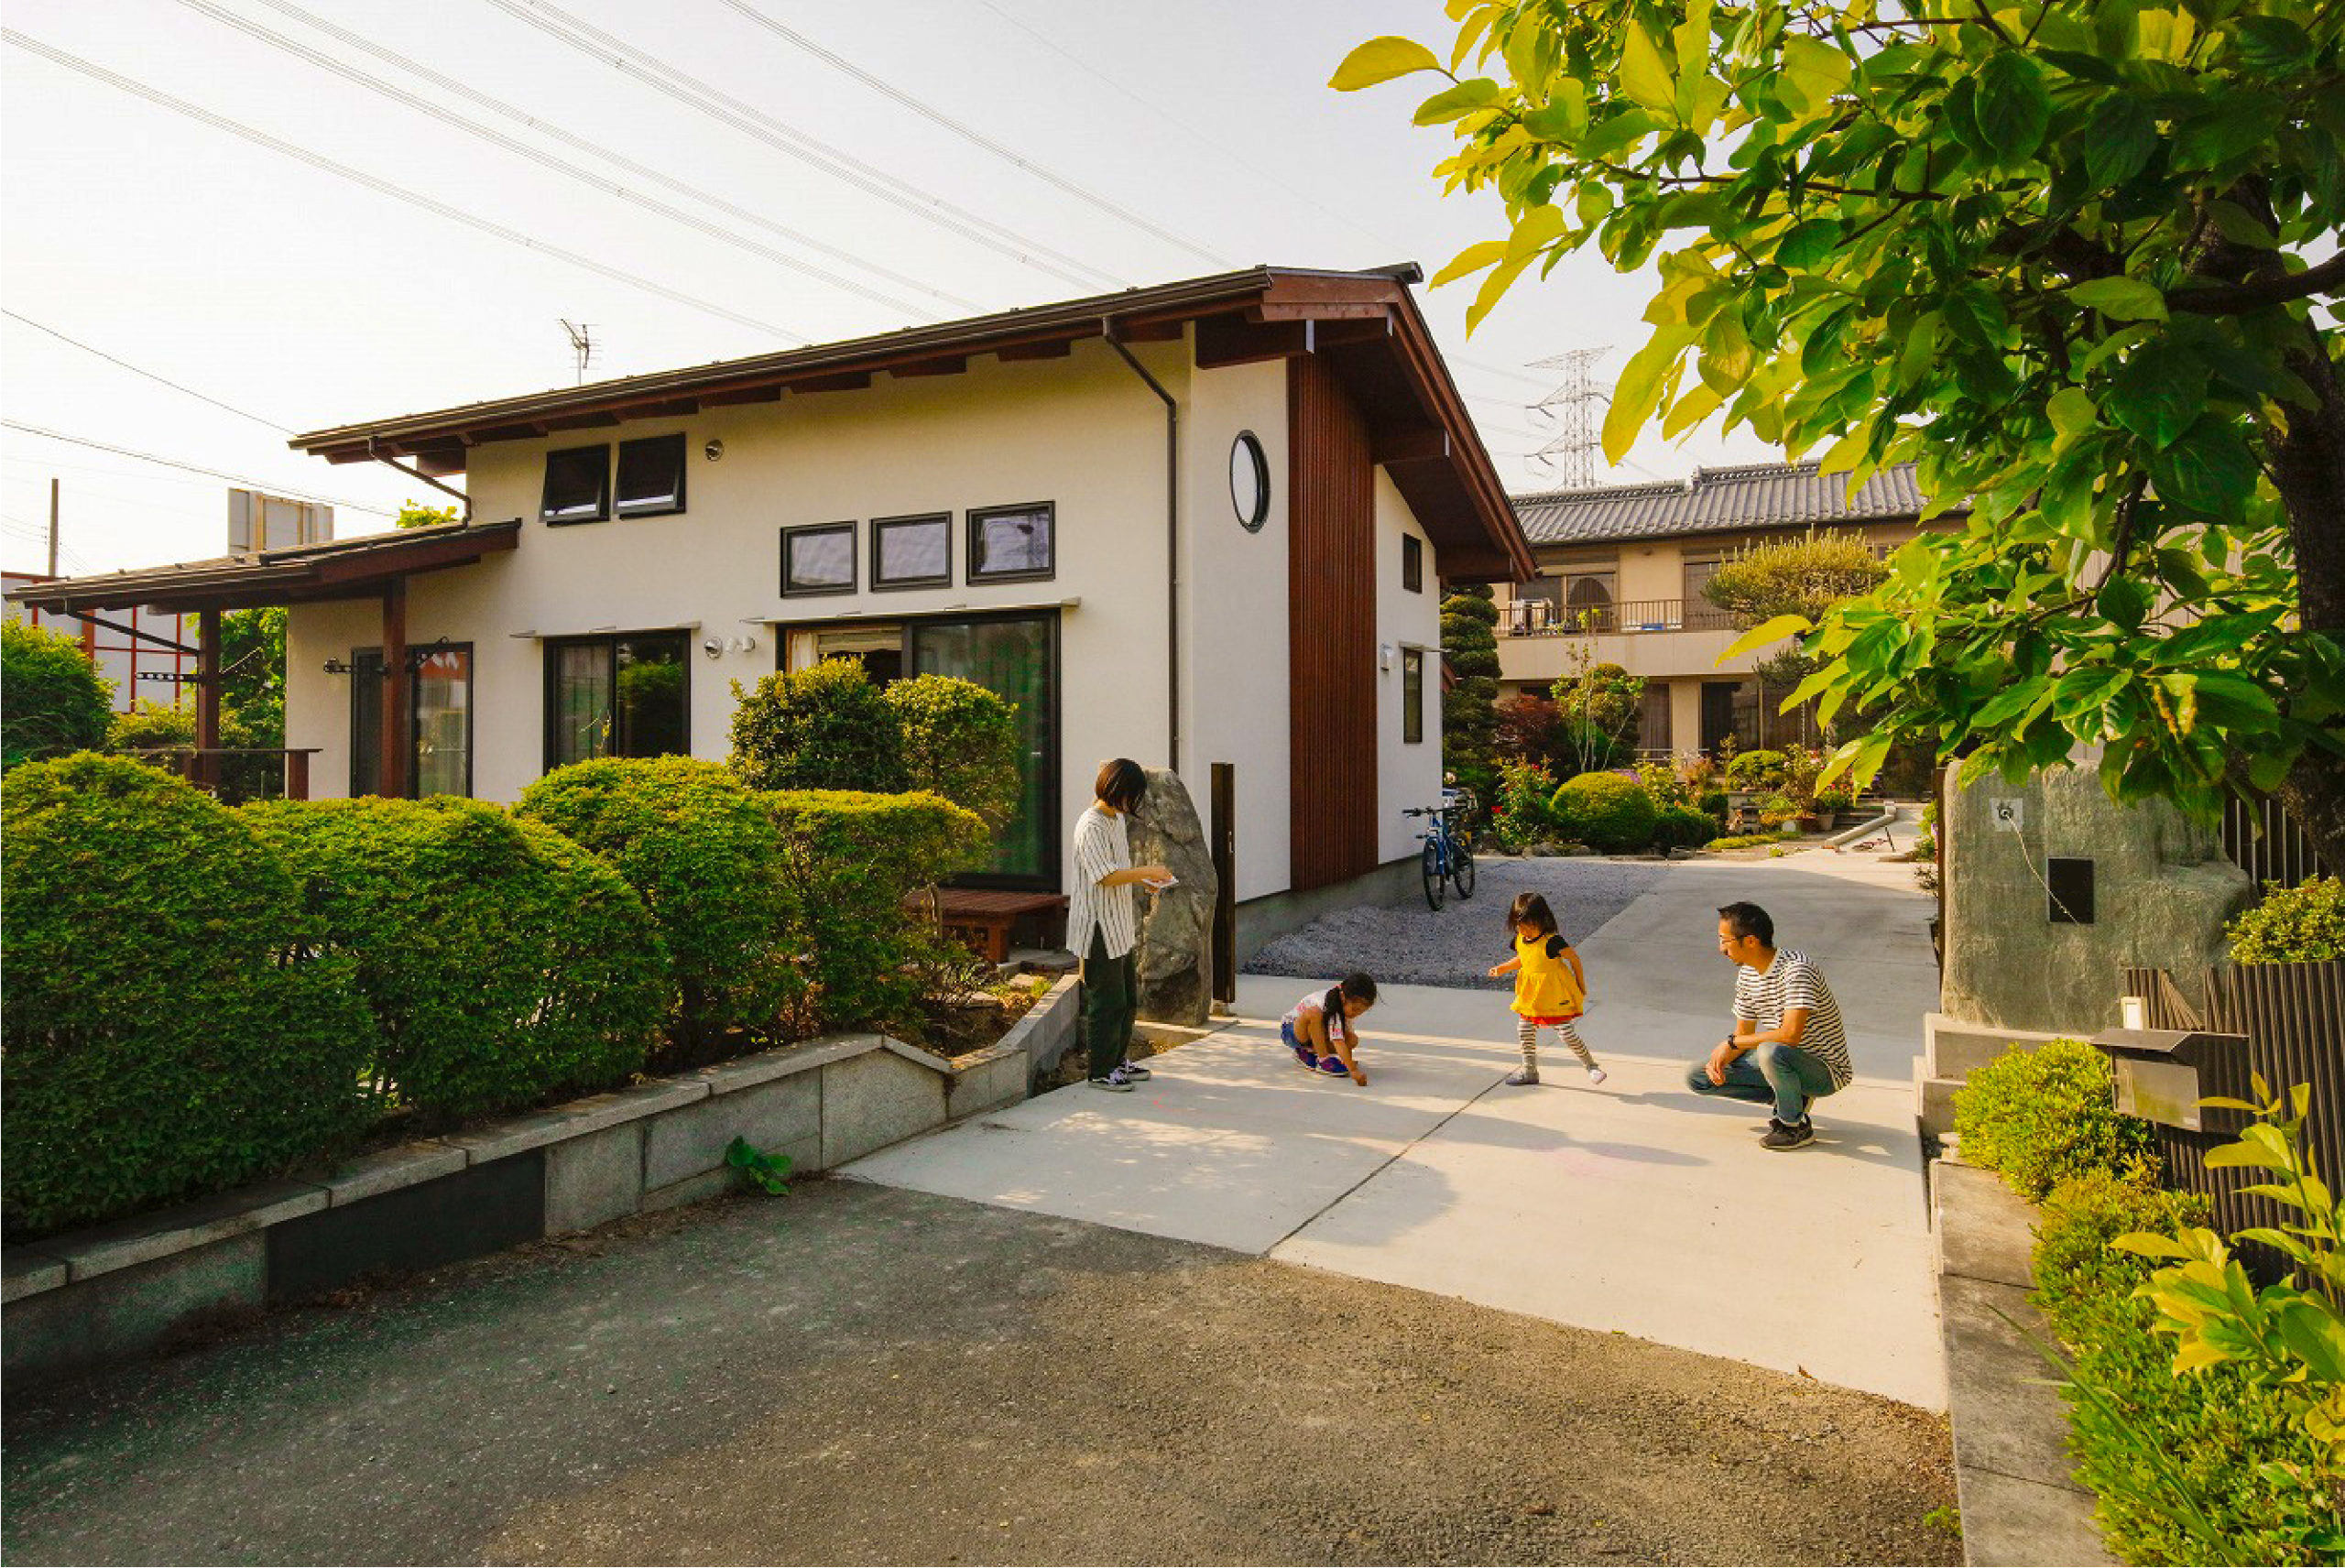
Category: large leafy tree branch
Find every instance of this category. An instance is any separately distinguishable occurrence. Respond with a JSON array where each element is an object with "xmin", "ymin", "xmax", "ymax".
[{"xmin": 1336, "ymin": 0, "xmax": 2345, "ymax": 867}]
